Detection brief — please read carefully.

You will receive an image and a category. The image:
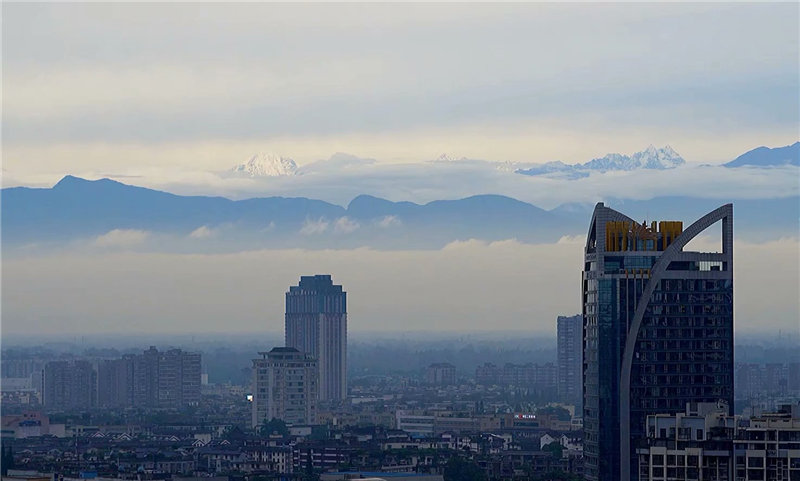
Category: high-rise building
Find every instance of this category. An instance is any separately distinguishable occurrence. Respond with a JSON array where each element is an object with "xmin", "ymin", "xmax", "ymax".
[
  {"xmin": 43, "ymin": 360, "xmax": 96, "ymax": 410},
  {"xmin": 425, "ymin": 363, "xmax": 457, "ymax": 385},
  {"xmin": 132, "ymin": 346, "xmax": 201, "ymax": 409},
  {"xmin": 251, "ymin": 347, "xmax": 319, "ymax": 428},
  {"xmin": 582, "ymin": 203, "xmax": 734, "ymax": 481},
  {"xmin": 180, "ymin": 351, "xmax": 202, "ymax": 406},
  {"xmin": 557, "ymin": 314, "xmax": 583, "ymax": 409},
  {"xmin": 285, "ymin": 275, "xmax": 347, "ymax": 401},
  {"xmin": 97, "ymin": 356, "xmax": 134, "ymax": 408},
  {"xmin": 133, "ymin": 346, "xmax": 160, "ymax": 408}
]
